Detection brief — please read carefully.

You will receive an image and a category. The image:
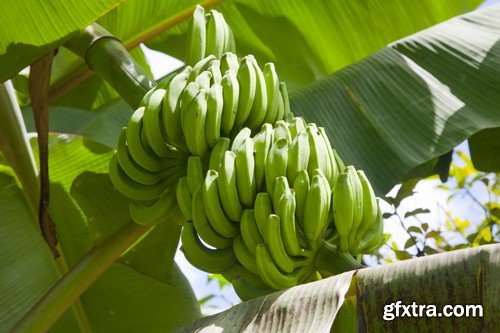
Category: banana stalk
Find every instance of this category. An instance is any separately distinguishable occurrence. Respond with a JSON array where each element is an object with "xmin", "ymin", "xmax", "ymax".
[{"xmin": 64, "ymin": 23, "xmax": 155, "ymax": 109}]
